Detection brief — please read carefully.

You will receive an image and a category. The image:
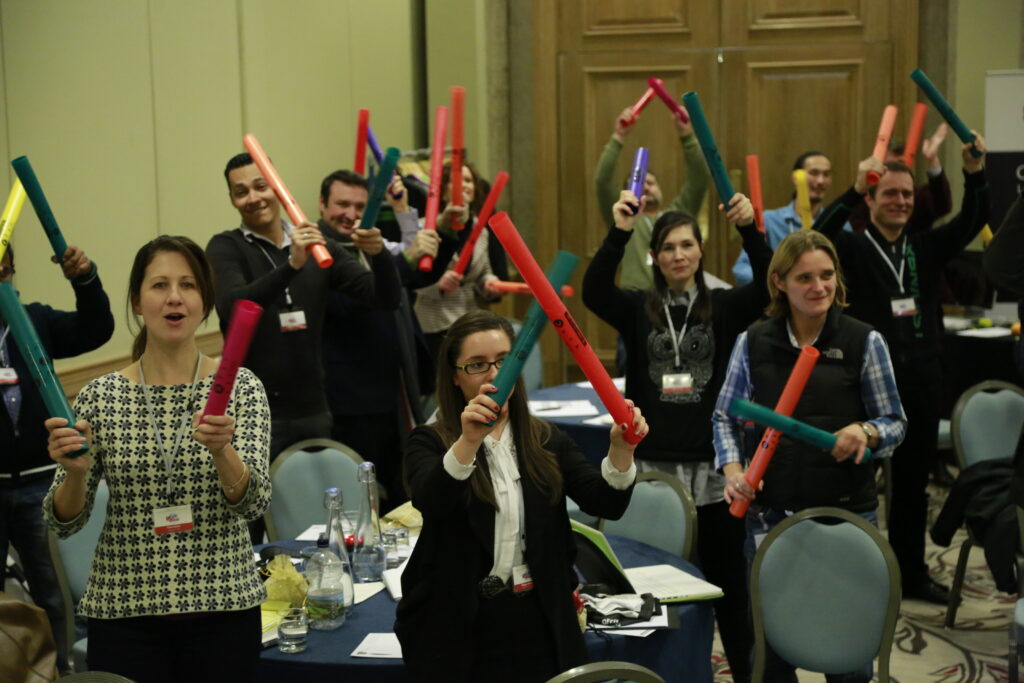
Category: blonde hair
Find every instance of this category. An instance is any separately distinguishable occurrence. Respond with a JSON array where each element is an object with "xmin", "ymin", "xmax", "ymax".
[{"xmin": 765, "ymin": 231, "xmax": 848, "ymax": 319}]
